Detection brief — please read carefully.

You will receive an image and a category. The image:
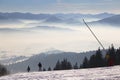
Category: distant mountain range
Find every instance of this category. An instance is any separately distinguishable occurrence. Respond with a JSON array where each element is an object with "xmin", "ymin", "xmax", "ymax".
[
  {"xmin": 0, "ymin": 12, "xmax": 119, "ymax": 33},
  {"xmin": 6, "ymin": 50, "xmax": 106, "ymax": 73},
  {"xmin": 0, "ymin": 12, "xmax": 114, "ymax": 20},
  {"xmin": 92, "ymin": 15, "xmax": 120, "ymax": 26},
  {"xmin": 0, "ymin": 12, "xmax": 115, "ymax": 24},
  {"xmin": 0, "ymin": 12, "xmax": 51, "ymax": 20},
  {"xmin": 55, "ymin": 13, "xmax": 114, "ymax": 20},
  {"xmin": 1, "ymin": 12, "xmax": 120, "ymax": 26}
]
